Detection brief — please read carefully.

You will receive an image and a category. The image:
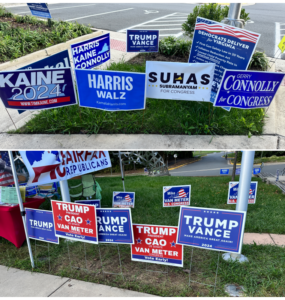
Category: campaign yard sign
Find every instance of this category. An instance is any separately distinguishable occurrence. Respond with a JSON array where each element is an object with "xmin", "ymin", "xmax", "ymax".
[
  {"xmin": 189, "ymin": 17, "xmax": 260, "ymax": 110},
  {"xmin": 75, "ymin": 69, "xmax": 146, "ymax": 111},
  {"xmin": 96, "ymin": 208, "xmax": 134, "ymax": 244},
  {"xmin": 214, "ymin": 70, "xmax": 285, "ymax": 109},
  {"xmin": 131, "ymin": 224, "xmax": 183, "ymax": 267},
  {"xmin": 70, "ymin": 33, "xmax": 110, "ymax": 69},
  {"xmin": 26, "ymin": 208, "xmax": 59, "ymax": 244},
  {"xmin": 253, "ymin": 168, "xmax": 261, "ymax": 175},
  {"xmin": 126, "ymin": 30, "xmax": 159, "ymax": 52},
  {"xmin": 227, "ymin": 181, "xmax": 258, "ymax": 204},
  {"xmin": 75, "ymin": 199, "xmax": 101, "ymax": 208},
  {"xmin": 220, "ymin": 169, "xmax": 229, "ymax": 175},
  {"xmin": 0, "ymin": 68, "xmax": 77, "ymax": 110},
  {"xmin": 177, "ymin": 206, "xmax": 246, "ymax": 253},
  {"xmin": 235, "ymin": 168, "xmax": 241, "ymax": 175},
  {"xmin": 20, "ymin": 151, "xmax": 111, "ymax": 186},
  {"xmin": 163, "ymin": 185, "xmax": 191, "ymax": 207},
  {"xmin": 113, "ymin": 192, "xmax": 135, "ymax": 208},
  {"xmin": 27, "ymin": 3, "xmax": 52, "ymax": 19},
  {"xmin": 51, "ymin": 200, "xmax": 98, "ymax": 243},
  {"xmin": 146, "ymin": 61, "xmax": 214, "ymax": 102}
]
